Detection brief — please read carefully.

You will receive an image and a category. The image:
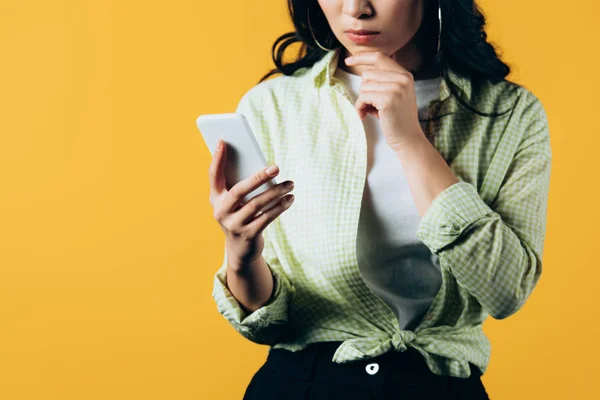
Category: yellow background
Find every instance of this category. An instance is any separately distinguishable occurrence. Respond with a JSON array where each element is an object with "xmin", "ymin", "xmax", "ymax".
[{"xmin": 1, "ymin": 1, "xmax": 598, "ymax": 398}]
